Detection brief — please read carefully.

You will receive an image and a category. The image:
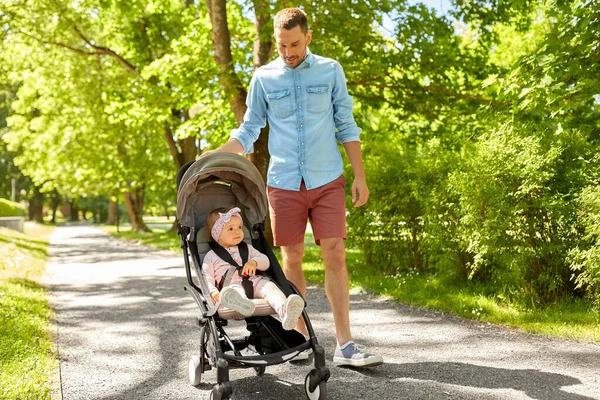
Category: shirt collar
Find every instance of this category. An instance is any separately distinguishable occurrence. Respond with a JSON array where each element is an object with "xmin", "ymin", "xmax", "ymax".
[{"xmin": 278, "ymin": 48, "xmax": 315, "ymax": 71}]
